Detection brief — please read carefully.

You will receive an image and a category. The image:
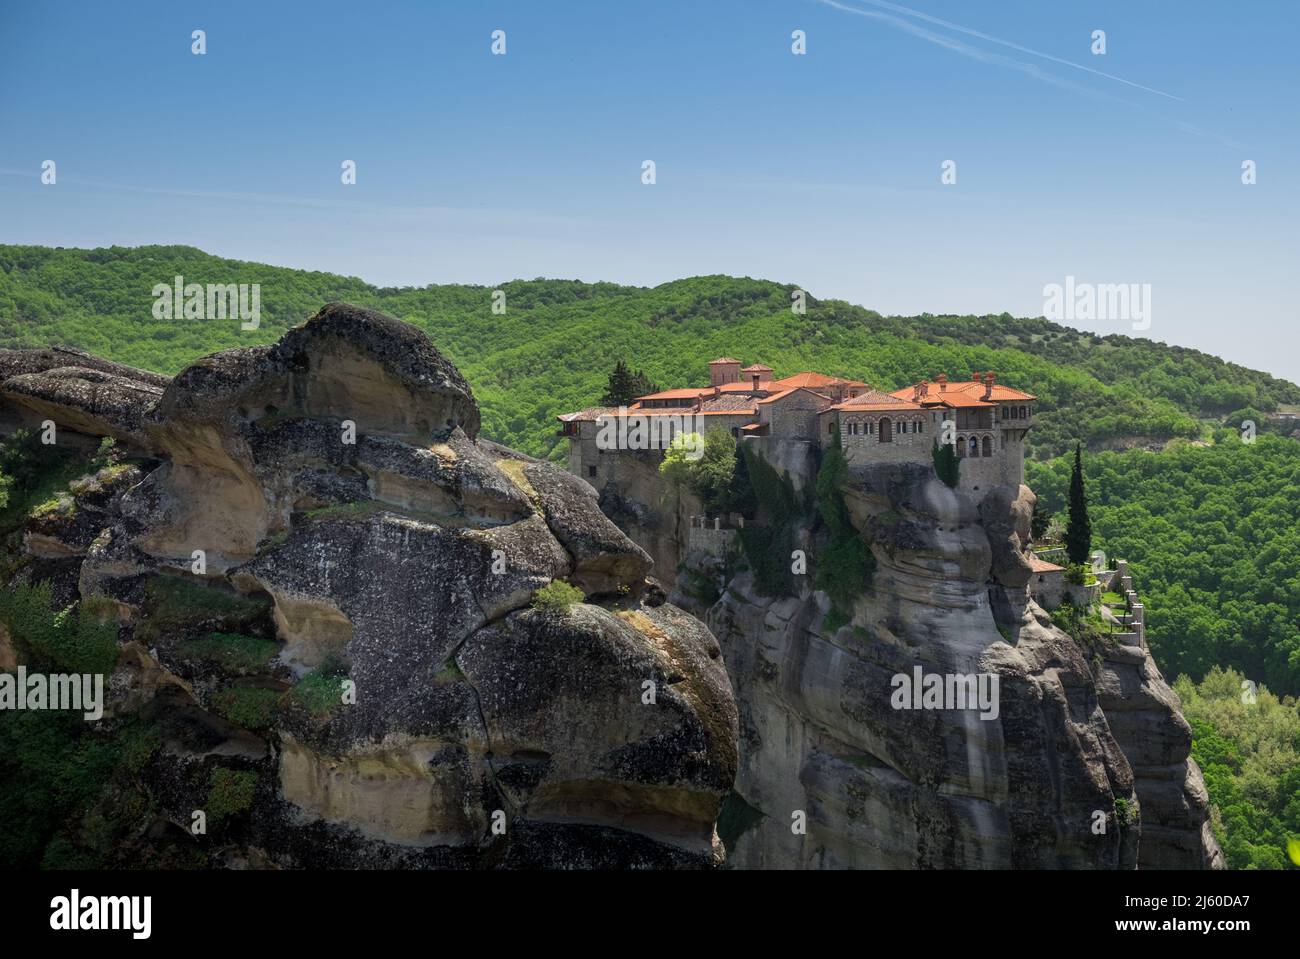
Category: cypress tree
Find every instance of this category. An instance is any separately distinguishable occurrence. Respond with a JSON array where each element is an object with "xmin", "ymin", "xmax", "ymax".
[
  {"xmin": 728, "ymin": 440, "xmax": 758, "ymax": 518},
  {"xmin": 1065, "ymin": 442, "xmax": 1092, "ymax": 565},
  {"xmin": 814, "ymin": 430, "xmax": 875, "ymax": 620},
  {"xmin": 1030, "ymin": 499, "xmax": 1052, "ymax": 541},
  {"xmin": 601, "ymin": 360, "xmax": 658, "ymax": 406},
  {"xmin": 932, "ymin": 440, "xmax": 959, "ymax": 488},
  {"xmin": 600, "ymin": 360, "xmax": 638, "ymax": 406},
  {"xmin": 628, "ymin": 368, "xmax": 659, "ymax": 399}
]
